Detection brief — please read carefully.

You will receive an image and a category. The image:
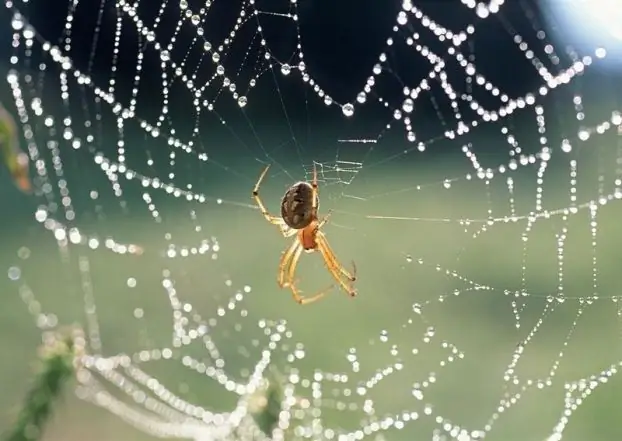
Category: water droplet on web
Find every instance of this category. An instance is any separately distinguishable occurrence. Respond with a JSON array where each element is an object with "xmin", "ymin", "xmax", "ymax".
[
  {"xmin": 11, "ymin": 15, "xmax": 24, "ymax": 31},
  {"xmin": 342, "ymin": 103, "xmax": 354, "ymax": 117},
  {"xmin": 402, "ymin": 98, "xmax": 414, "ymax": 113},
  {"xmin": 7, "ymin": 266, "xmax": 21, "ymax": 281},
  {"xmin": 237, "ymin": 96, "xmax": 247, "ymax": 108},
  {"xmin": 412, "ymin": 388, "xmax": 424, "ymax": 400},
  {"xmin": 373, "ymin": 63, "xmax": 382, "ymax": 75},
  {"xmin": 160, "ymin": 50, "xmax": 170, "ymax": 61},
  {"xmin": 17, "ymin": 247, "xmax": 31, "ymax": 260},
  {"xmin": 380, "ymin": 330, "xmax": 388, "ymax": 342},
  {"xmin": 127, "ymin": 277, "xmax": 137, "ymax": 288},
  {"xmin": 179, "ymin": 0, "xmax": 188, "ymax": 9},
  {"xmin": 212, "ymin": 52, "xmax": 220, "ymax": 63},
  {"xmin": 281, "ymin": 64, "xmax": 291, "ymax": 75},
  {"xmin": 406, "ymin": 255, "xmax": 412, "ymax": 263},
  {"xmin": 23, "ymin": 26, "xmax": 35, "ymax": 40},
  {"xmin": 216, "ymin": 65, "xmax": 225, "ymax": 75},
  {"xmin": 203, "ymin": 41, "xmax": 211, "ymax": 51},
  {"xmin": 191, "ymin": 15, "xmax": 200, "ymax": 25},
  {"xmin": 356, "ymin": 92, "xmax": 367, "ymax": 103},
  {"xmin": 397, "ymin": 11, "xmax": 408, "ymax": 26}
]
